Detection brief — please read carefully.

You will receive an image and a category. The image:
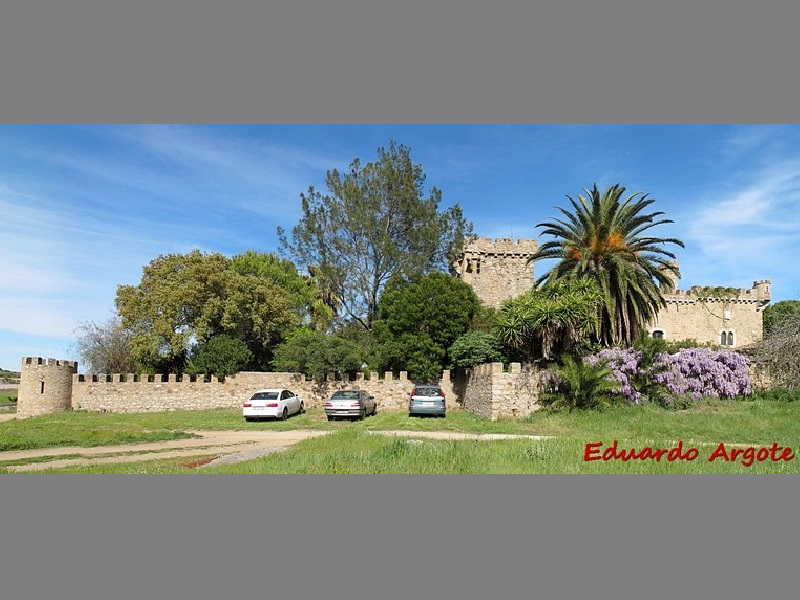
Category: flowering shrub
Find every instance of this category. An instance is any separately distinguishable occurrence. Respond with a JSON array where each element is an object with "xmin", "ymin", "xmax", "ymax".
[
  {"xmin": 543, "ymin": 347, "xmax": 752, "ymax": 406},
  {"xmin": 585, "ymin": 348, "xmax": 644, "ymax": 403},
  {"xmin": 651, "ymin": 348, "xmax": 751, "ymax": 401}
]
